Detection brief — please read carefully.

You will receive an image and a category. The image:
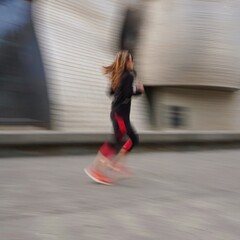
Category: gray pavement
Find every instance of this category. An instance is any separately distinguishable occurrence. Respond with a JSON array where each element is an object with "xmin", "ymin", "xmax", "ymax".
[{"xmin": 0, "ymin": 150, "xmax": 240, "ymax": 240}]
